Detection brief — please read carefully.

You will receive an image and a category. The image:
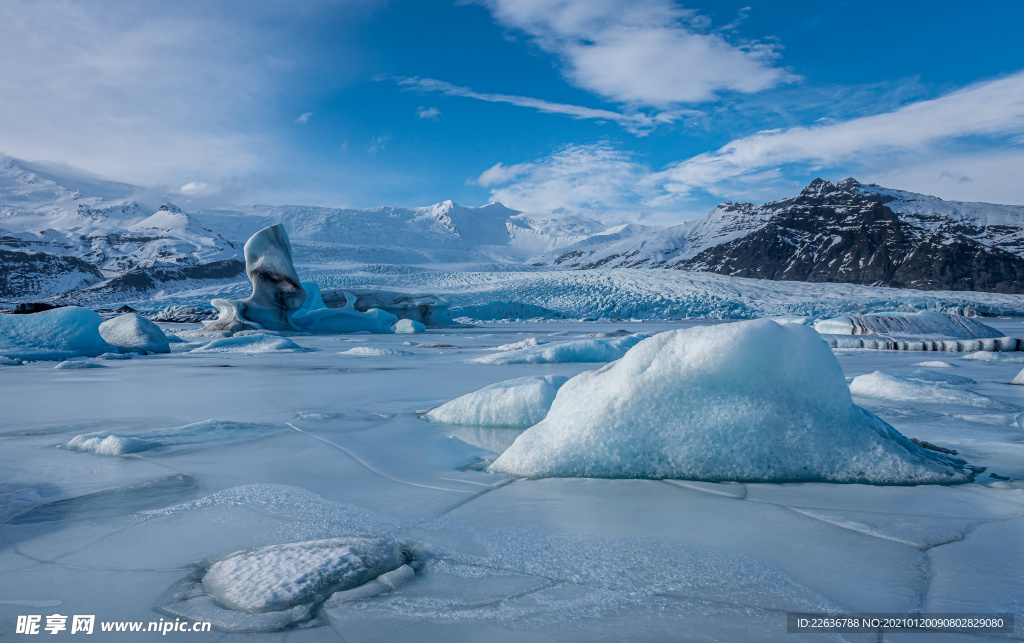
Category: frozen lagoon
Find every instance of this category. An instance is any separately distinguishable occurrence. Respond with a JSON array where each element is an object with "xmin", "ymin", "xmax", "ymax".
[{"xmin": 1, "ymin": 319, "xmax": 1023, "ymax": 641}]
